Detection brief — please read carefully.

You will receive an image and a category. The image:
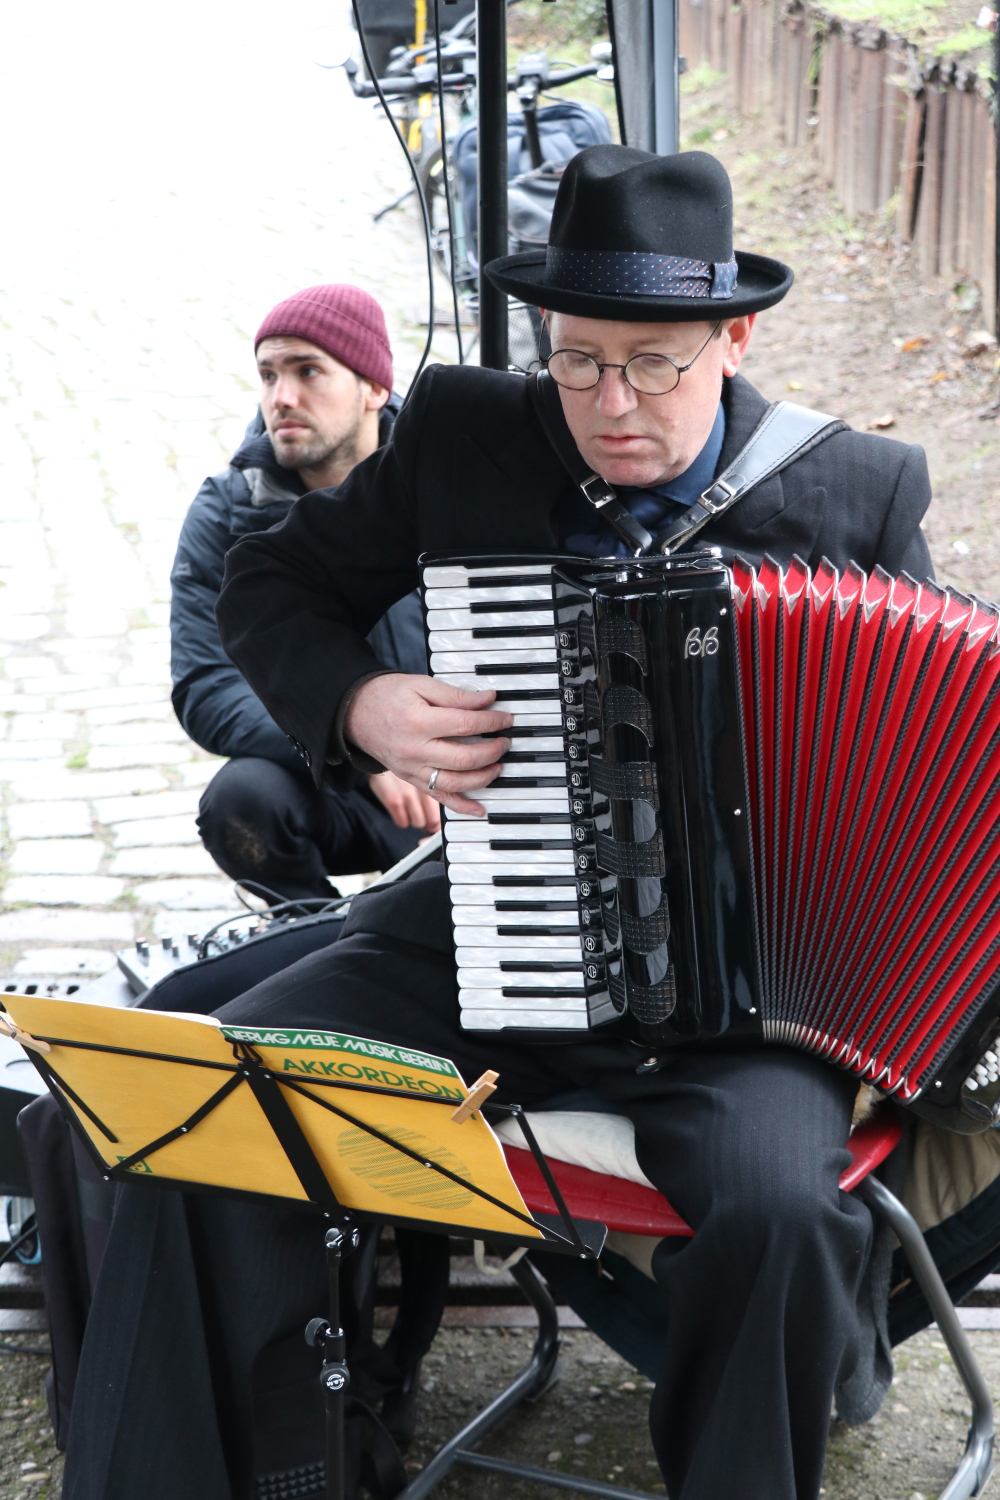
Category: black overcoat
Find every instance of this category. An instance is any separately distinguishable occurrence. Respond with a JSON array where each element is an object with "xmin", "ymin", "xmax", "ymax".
[{"xmin": 216, "ymin": 364, "xmax": 933, "ymax": 785}]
